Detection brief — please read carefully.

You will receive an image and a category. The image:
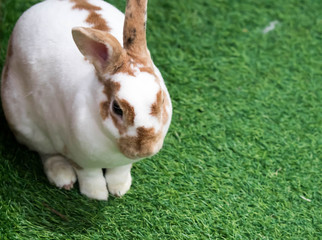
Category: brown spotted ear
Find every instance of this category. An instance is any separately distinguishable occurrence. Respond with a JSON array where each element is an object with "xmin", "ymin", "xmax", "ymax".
[
  {"xmin": 123, "ymin": 0, "xmax": 151, "ymax": 64},
  {"xmin": 72, "ymin": 27, "xmax": 125, "ymax": 74}
]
